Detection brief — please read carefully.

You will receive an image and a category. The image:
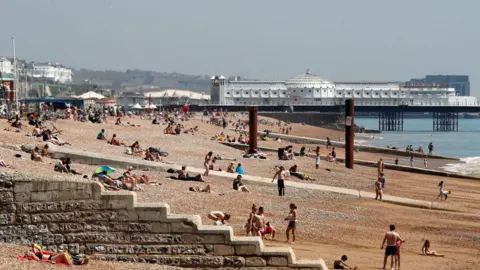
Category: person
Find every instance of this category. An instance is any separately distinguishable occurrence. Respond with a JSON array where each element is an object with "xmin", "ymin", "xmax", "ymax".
[
  {"xmin": 394, "ymin": 157, "xmax": 399, "ymax": 165},
  {"xmin": 331, "ymin": 147, "xmax": 337, "ymax": 161},
  {"xmin": 272, "ymin": 166, "xmax": 288, "ymax": 196},
  {"xmin": 97, "ymin": 129, "xmax": 107, "ymax": 140},
  {"xmin": 108, "ymin": 134, "xmax": 121, "ymax": 146},
  {"xmin": 333, "ymin": 255, "xmax": 357, "ymax": 269},
  {"xmin": 130, "ymin": 141, "xmax": 142, "ymax": 154},
  {"xmin": 315, "ymin": 146, "xmax": 321, "ymax": 169},
  {"xmin": 171, "ymin": 165, "xmax": 204, "ymax": 182},
  {"xmin": 24, "ymin": 244, "xmax": 80, "ymax": 266},
  {"xmin": 263, "ymin": 221, "xmax": 276, "ymax": 240},
  {"xmin": 233, "ymin": 175, "xmax": 250, "ymax": 192},
  {"xmin": 207, "ymin": 211, "xmax": 230, "ymax": 225},
  {"xmin": 424, "ymin": 158, "xmax": 428, "ymax": 168},
  {"xmin": 375, "ymin": 177, "xmax": 383, "ymax": 201},
  {"xmin": 410, "ymin": 156, "xmax": 414, "ymax": 167},
  {"xmin": 203, "ymin": 151, "xmax": 213, "ymax": 176},
  {"xmin": 235, "ymin": 163, "xmax": 244, "ymax": 175},
  {"xmin": 188, "ymin": 184, "xmax": 211, "ymax": 193},
  {"xmin": 284, "ymin": 203, "xmax": 297, "ymax": 243},
  {"xmin": 421, "ymin": 239, "xmax": 444, "ymax": 257},
  {"xmin": 31, "ymin": 147, "xmax": 43, "ymax": 162},
  {"xmin": 326, "ymin": 137, "xmax": 332, "ymax": 149},
  {"xmin": 436, "ymin": 181, "xmax": 445, "ymax": 200},
  {"xmin": 40, "ymin": 144, "xmax": 49, "ymax": 157},
  {"xmin": 395, "ymin": 238, "xmax": 405, "ymax": 270},
  {"xmin": 289, "ymin": 165, "xmax": 315, "ymax": 181},
  {"xmin": 379, "ymin": 172, "xmax": 386, "ymax": 189},
  {"xmin": 377, "ymin": 158, "xmax": 384, "ymax": 177},
  {"xmin": 246, "ymin": 204, "xmax": 257, "ymax": 236},
  {"xmin": 54, "ymin": 158, "xmax": 68, "ymax": 173},
  {"xmin": 428, "ymin": 142, "xmax": 434, "ymax": 155},
  {"xmin": 381, "ymin": 225, "xmax": 404, "ymax": 270},
  {"xmin": 227, "ymin": 162, "xmax": 235, "ymax": 173}
]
